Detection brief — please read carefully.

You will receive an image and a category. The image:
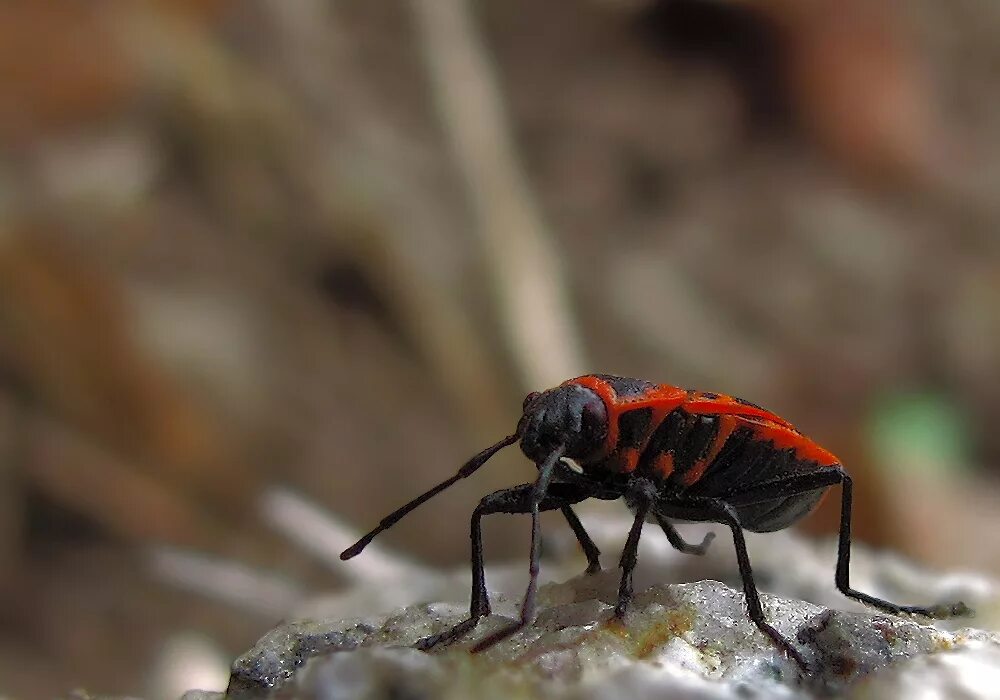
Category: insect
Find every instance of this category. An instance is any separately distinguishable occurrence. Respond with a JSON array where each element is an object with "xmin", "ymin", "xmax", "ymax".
[{"xmin": 341, "ymin": 374, "xmax": 971, "ymax": 670}]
